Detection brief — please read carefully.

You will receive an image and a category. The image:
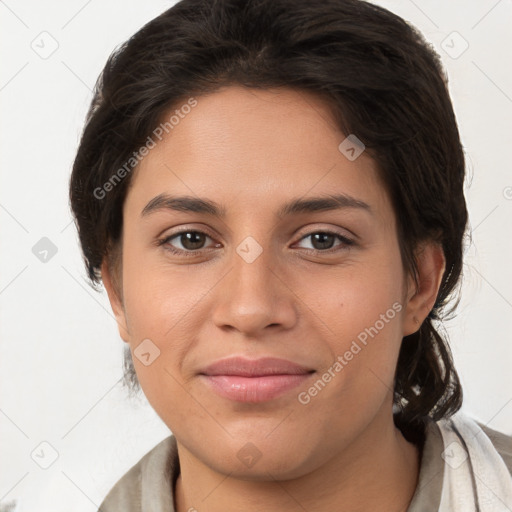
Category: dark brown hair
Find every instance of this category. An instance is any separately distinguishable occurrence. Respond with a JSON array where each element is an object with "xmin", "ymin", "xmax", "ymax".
[{"xmin": 69, "ymin": 0, "xmax": 468, "ymax": 444}]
